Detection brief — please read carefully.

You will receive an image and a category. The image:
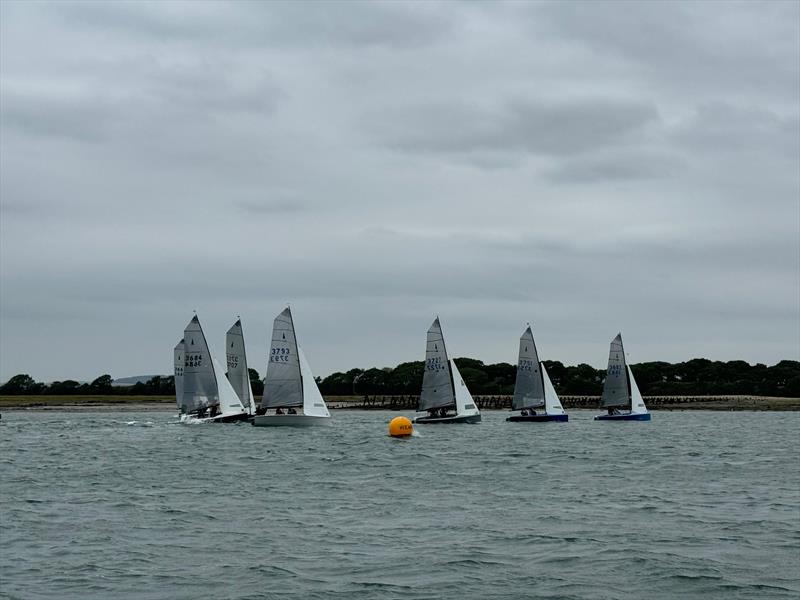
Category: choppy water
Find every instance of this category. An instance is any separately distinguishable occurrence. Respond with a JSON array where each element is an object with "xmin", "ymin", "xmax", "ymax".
[{"xmin": 1, "ymin": 410, "xmax": 798, "ymax": 600}]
